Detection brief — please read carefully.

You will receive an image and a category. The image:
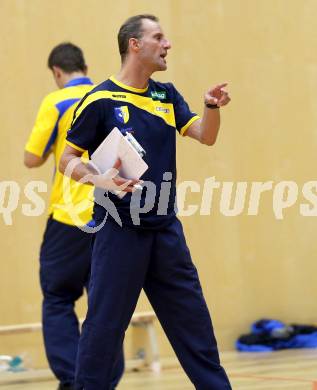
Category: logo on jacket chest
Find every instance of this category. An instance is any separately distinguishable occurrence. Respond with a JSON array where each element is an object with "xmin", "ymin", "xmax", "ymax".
[
  {"xmin": 114, "ymin": 106, "xmax": 129, "ymax": 124},
  {"xmin": 151, "ymin": 91, "xmax": 166, "ymax": 100}
]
